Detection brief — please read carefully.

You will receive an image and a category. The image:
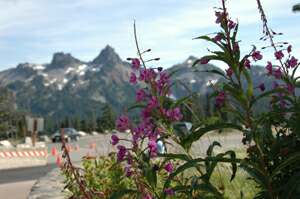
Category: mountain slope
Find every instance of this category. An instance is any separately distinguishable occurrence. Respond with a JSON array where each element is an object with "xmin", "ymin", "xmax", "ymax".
[{"xmin": 0, "ymin": 45, "xmax": 135, "ymax": 120}]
